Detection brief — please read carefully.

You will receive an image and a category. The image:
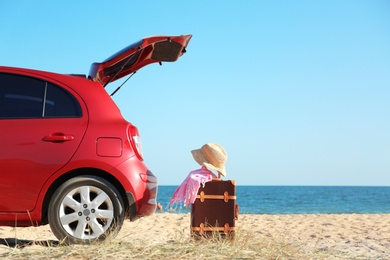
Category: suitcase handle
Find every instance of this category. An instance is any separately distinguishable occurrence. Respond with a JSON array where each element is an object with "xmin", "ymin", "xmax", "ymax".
[{"xmin": 235, "ymin": 204, "xmax": 239, "ymax": 220}]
